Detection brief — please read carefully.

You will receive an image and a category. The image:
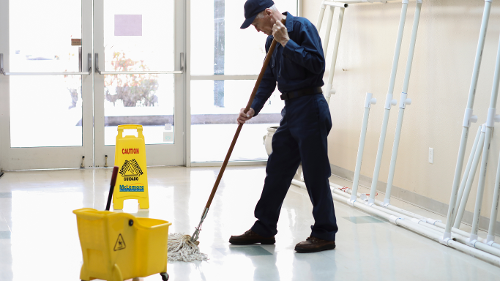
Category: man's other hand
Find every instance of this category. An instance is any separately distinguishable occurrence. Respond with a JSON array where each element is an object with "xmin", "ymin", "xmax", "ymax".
[{"xmin": 237, "ymin": 108, "xmax": 255, "ymax": 124}]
